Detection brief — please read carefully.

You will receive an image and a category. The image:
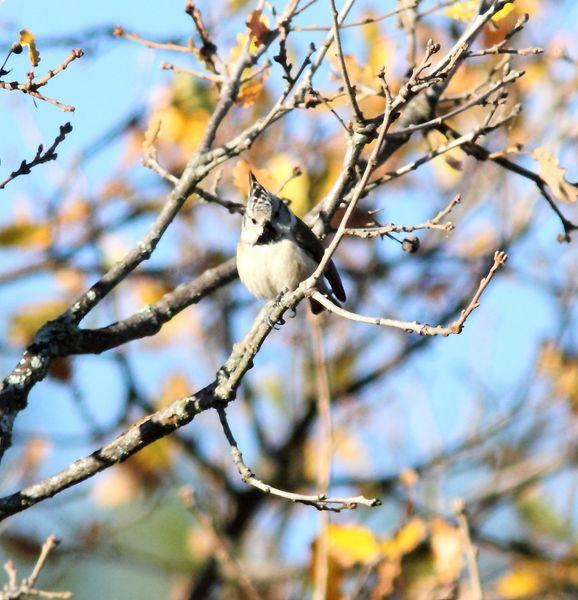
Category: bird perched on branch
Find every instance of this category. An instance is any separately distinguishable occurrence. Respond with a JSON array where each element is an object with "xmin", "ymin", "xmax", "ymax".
[{"xmin": 237, "ymin": 172, "xmax": 346, "ymax": 315}]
